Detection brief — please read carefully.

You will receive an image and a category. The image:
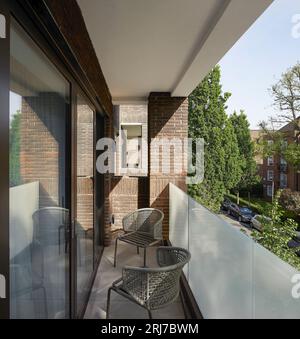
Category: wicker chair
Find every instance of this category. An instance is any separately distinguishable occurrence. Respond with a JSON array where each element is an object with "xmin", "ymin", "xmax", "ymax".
[
  {"xmin": 114, "ymin": 208, "xmax": 164, "ymax": 267},
  {"xmin": 107, "ymin": 247, "xmax": 191, "ymax": 319}
]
